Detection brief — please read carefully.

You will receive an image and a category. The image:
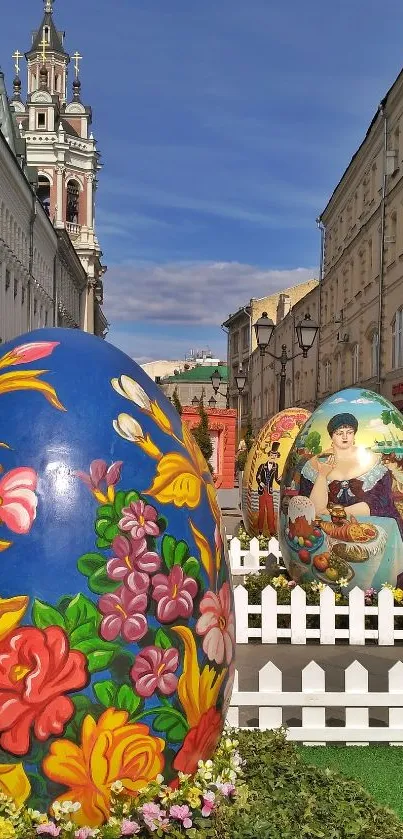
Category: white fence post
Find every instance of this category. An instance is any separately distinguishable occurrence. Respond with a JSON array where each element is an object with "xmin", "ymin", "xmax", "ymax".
[
  {"xmin": 259, "ymin": 662, "xmax": 282, "ymax": 729},
  {"xmin": 378, "ymin": 587, "xmax": 394, "ymax": 646},
  {"xmin": 291, "ymin": 586, "xmax": 307, "ymax": 644},
  {"xmin": 320, "ymin": 586, "xmax": 336, "ymax": 644},
  {"xmin": 261, "ymin": 585, "xmax": 278, "ymax": 643},
  {"xmin": 302, "ymin": 662, "xmax": 326, "ymax": 745},
  {"xmin": 249, "ymin": 537, "xmax": 260, "ymax": 566},
  {"xmin": 226, "ymin": 668, "xmax": 240, "ymax": 728},
  {"xmin": 234, "ymin": 585, "xmax": 249, "ymax": 643},
  {"xmin": 349, "ymin": 587, "xmax": 365, "ymax": 645},
  {"xmin": 389, "ymin": 661, "xmax": 403, "ymax": 745},
  {"xmin": 345, "ymin": 661, "xmax": 369, "ymax": 746},
  {"xmin": 229, "ymin": 537, "xmax": 241, "ymax": 570}
]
